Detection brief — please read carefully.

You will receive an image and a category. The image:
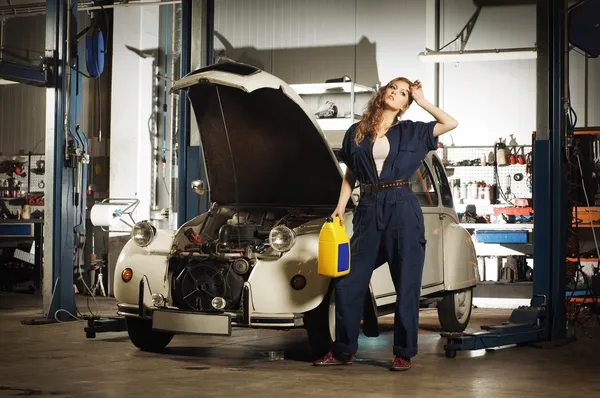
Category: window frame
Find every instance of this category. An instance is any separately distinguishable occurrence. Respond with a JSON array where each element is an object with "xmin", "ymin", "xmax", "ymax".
[
  {"xmin": 430, "ymin": 156, "xmax": 454, "ymax": 208},
  {"xmin": 410, "ymin": 161, "xmax": 439, "ymax": 207}
]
